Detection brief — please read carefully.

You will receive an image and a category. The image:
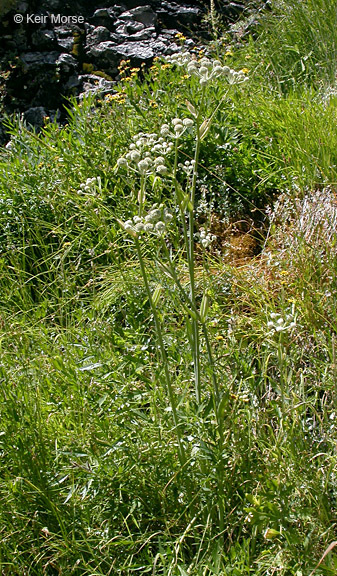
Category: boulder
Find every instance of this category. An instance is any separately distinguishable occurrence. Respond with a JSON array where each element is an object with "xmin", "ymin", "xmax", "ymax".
[
  {"xmin": 119, "ymin": 6, "xmax": 157, "ymax": 28},
  {"xmin": 23, "ymin": 106, "xmax": 47, "ymax": 129}
]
